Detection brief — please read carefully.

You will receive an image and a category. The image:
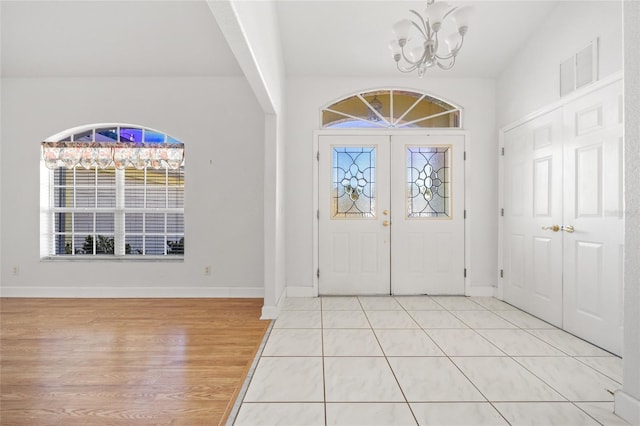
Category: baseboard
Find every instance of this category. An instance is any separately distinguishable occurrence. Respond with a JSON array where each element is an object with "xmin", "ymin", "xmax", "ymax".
[
  {"xmin": 261, "ymin": 286, "xmax": 286, "ymax": 320},
  {"xmin": 286, "ymin": 286, "xmax": 315, "ymax": 298},
  {"xmin": 615, "ymin": 390, "xmax": 640, "ymax": 425},
  {"xmin": 465, "ymin": 286, "xmax": 496, "ymax": 297},
  {"xmin": 0, "ymin": 286, "xmax": 264, "ymax": 298}
]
